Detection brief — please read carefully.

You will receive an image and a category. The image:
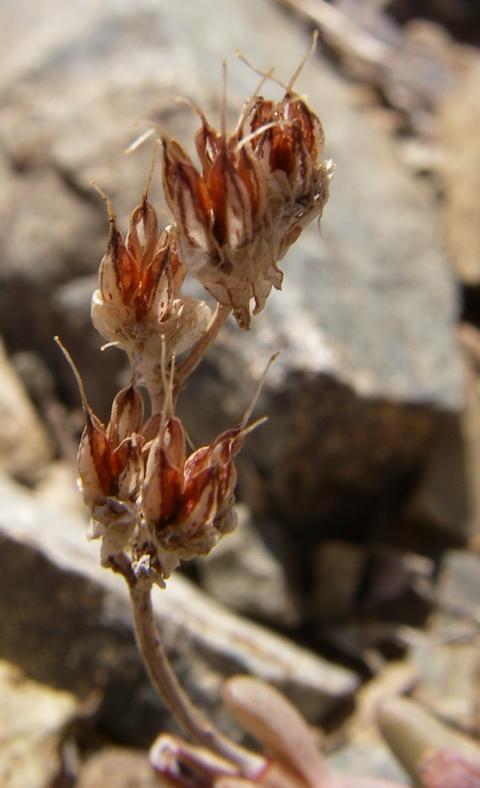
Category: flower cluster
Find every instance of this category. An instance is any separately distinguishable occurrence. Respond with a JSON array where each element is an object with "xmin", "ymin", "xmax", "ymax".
[
  {"xmin": 162, "ymin": 89, "xmax": 332, "ymax": 328},
  {"xmin": 78, "ymin": 378, "xmax": 249, "ymax": 578},
  {"xmin": 76, "ymin": 56, "xmax": 332, "ymax": 581}
]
